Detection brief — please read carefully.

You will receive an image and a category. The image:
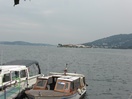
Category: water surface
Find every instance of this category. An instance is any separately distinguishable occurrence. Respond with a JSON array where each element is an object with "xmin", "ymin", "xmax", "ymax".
[{"xmin": 0, "ymin": 45, "xmax": 132, "ymax": 99}]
